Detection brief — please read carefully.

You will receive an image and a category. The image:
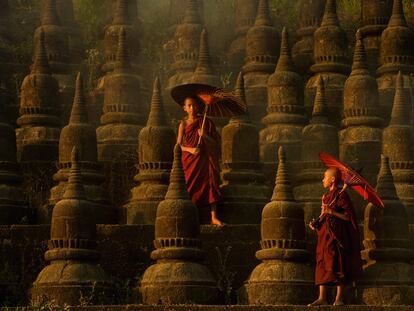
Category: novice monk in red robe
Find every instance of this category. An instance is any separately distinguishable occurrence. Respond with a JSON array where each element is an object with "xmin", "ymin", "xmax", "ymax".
[
  {"xmin": 308, "ymin": 168, "xmax": 362, "ymax": 306},
  {"xmin": 177, "ymin": 96, "xmax": 224, "ymax": 226}
]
